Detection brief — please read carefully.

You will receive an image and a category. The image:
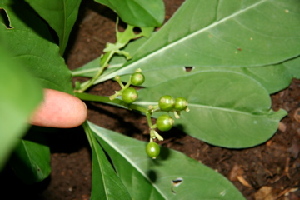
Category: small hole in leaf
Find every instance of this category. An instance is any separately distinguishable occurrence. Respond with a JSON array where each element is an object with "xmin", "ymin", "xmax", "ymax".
[
  {"xmin": 133, "ymin": 27, "xmax": 142, "ymax": 33},
  {"xmin": 184, "ymin": 67, "xmax": 193, "ymax": 72},
  {"xmin": 171, "ymin": 177, "xmax": 183, "ymax": 193},
  {"xmin": 172, "ymin": 177, "xmax": 183, "ymax": 187},
  {"xmin": 0, "ymin": 8, "xmax": 12, "ymax": 29}
]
